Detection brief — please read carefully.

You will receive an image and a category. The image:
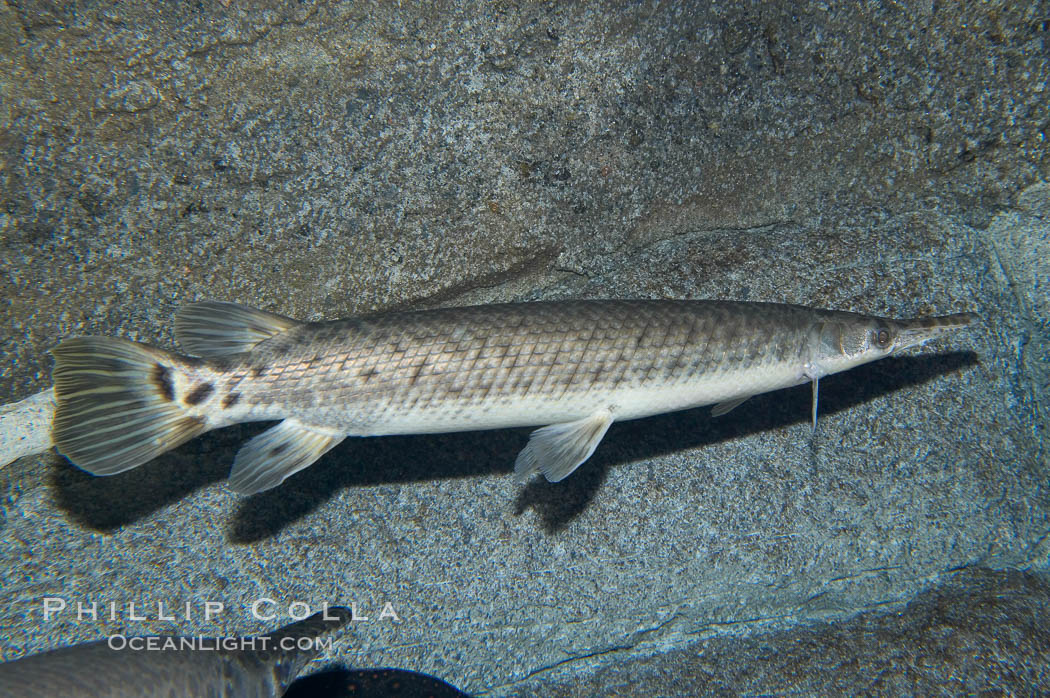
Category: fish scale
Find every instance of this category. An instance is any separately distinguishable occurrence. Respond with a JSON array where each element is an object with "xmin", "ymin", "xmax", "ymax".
[
  {"xmin": 49, "ymin": 299, "xmax": 975, "ymax": 495},
  {"xmin": 247, "ymin": 302, "xmax": 767, "ymax": 424}
]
